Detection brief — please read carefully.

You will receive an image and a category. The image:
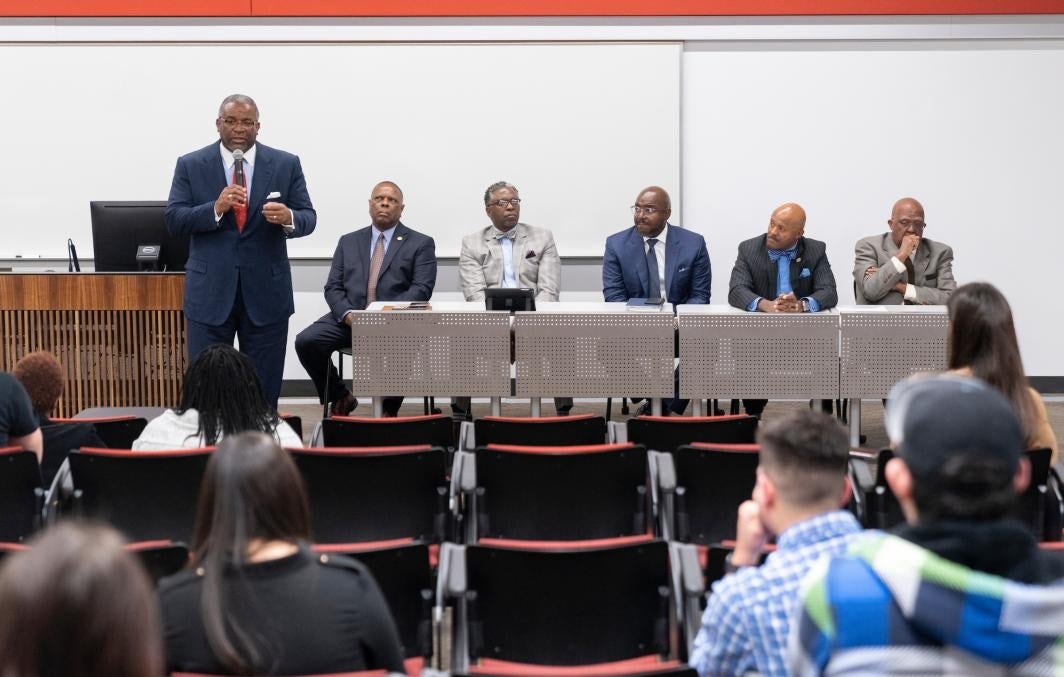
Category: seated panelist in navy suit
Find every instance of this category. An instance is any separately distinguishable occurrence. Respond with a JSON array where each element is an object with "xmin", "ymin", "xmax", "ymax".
[
  {"xmin": 295, "ymin": 182, "xmax": 437, "ymax": 417},
  {"xmin": 166, "ymin": 94, "xmax": 316, "ymax": 409},
  {"xmin": 602, "ymin": 186, "xmax": 712, "ymax": 415}
]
